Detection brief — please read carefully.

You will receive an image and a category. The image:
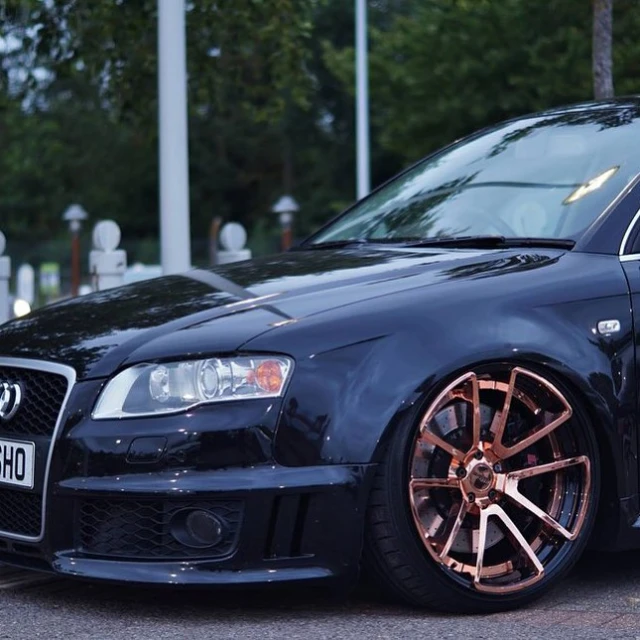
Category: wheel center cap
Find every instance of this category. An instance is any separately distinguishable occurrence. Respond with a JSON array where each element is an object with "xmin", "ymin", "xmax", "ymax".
[{"xmin": 468, "ymin": 464, "xmax": 494, "ymax": 492}]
